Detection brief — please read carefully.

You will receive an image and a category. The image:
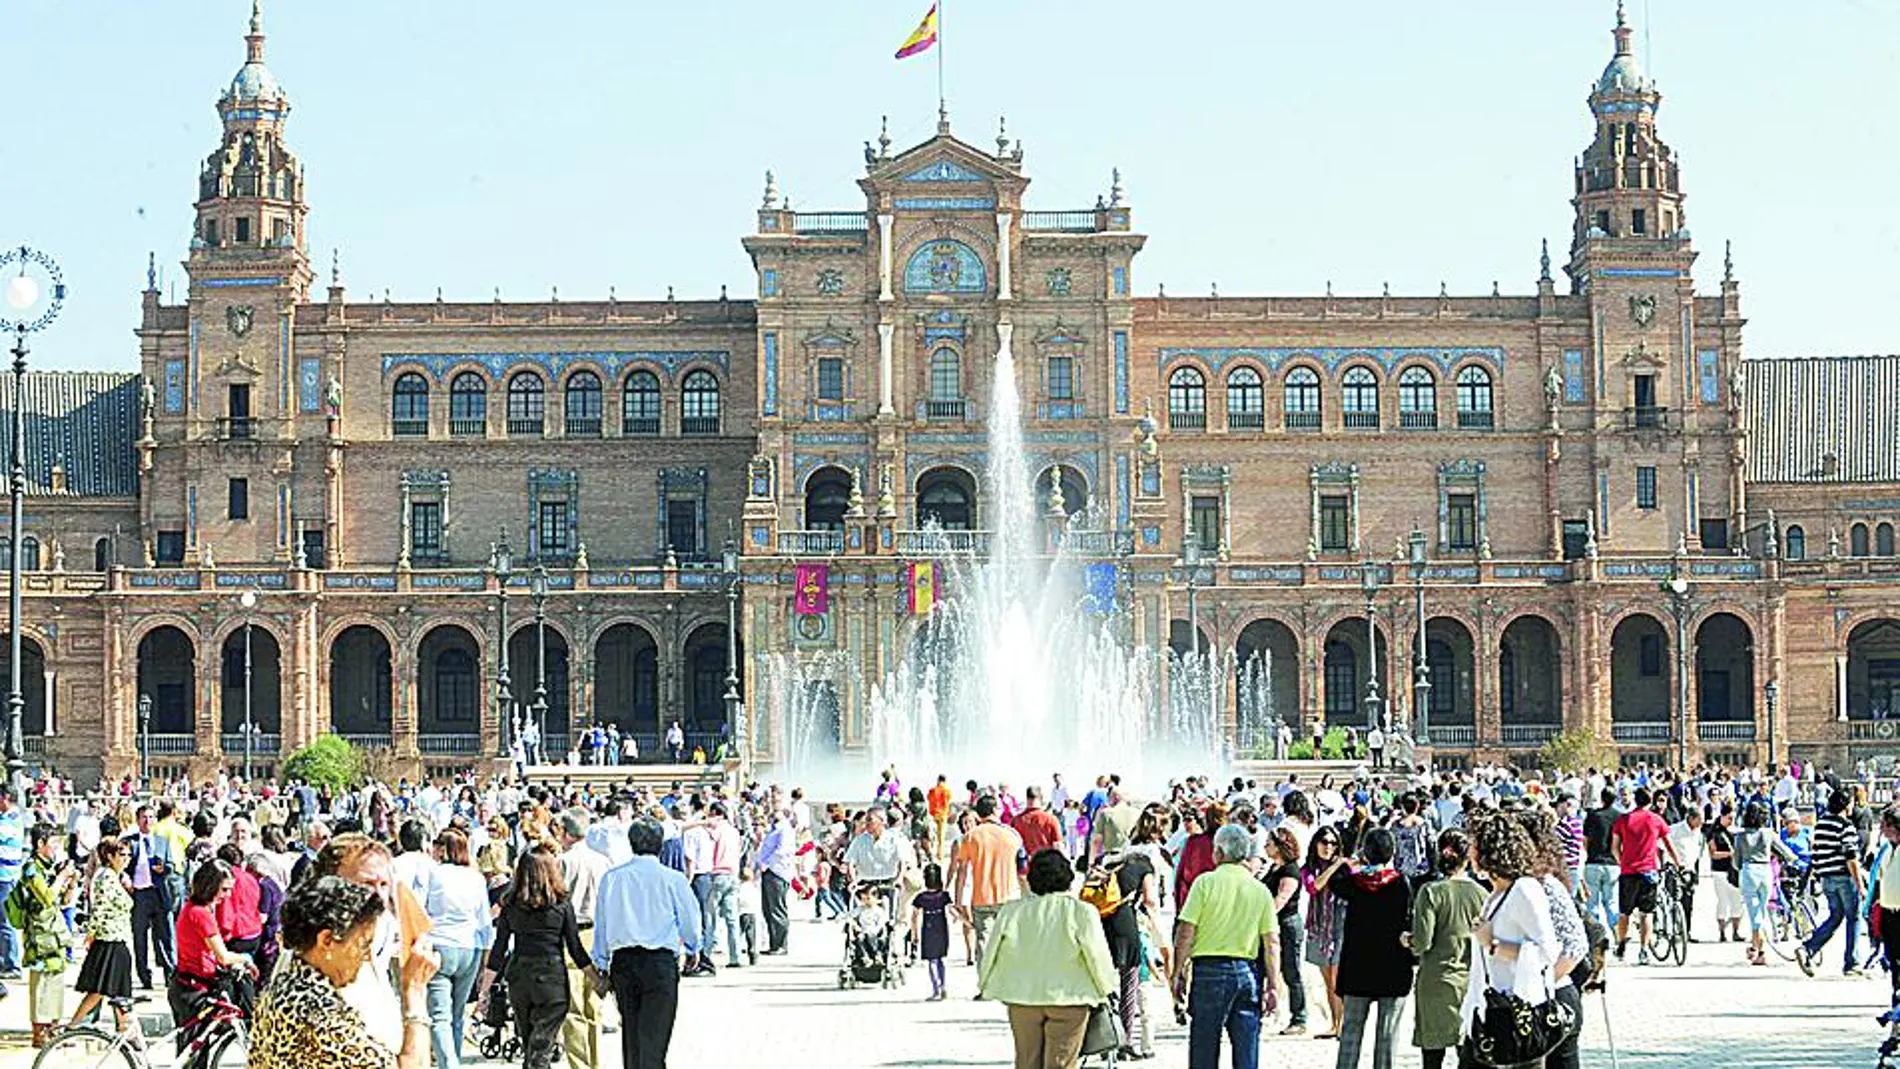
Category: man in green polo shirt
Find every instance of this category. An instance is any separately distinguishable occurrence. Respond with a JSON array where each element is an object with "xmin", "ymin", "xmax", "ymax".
[{"xmin": 1170, "ymin": 823, "xmax": 1279, "ymax": 1069}]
